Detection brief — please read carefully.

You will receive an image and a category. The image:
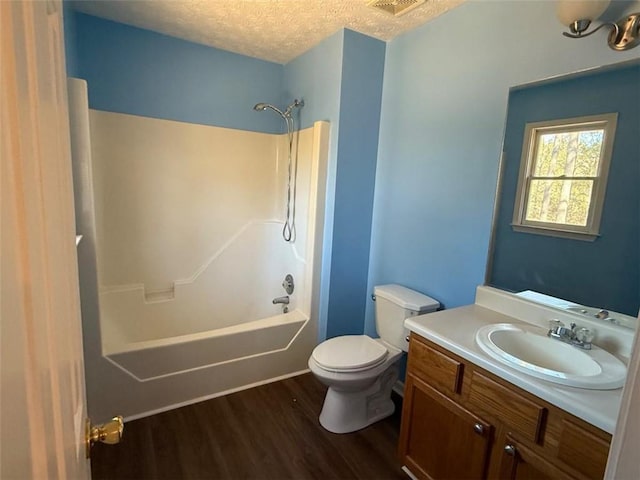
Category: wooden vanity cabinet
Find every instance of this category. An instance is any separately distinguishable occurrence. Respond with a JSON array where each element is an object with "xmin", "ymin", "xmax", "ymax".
[
  {"xmin": 499, "ymin": 435, "xmax": 573, "ymax": 480},
  {"xmin": 399, "ymin": 333, "xmax": 612, "ymax": 480},
  {"xmin": 498, "ymin": 435, "xmax": 574, "ymax": 480},
  {"xmin": 400, "ymin": 374, "xmax": 492, "ymax": 479}
]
